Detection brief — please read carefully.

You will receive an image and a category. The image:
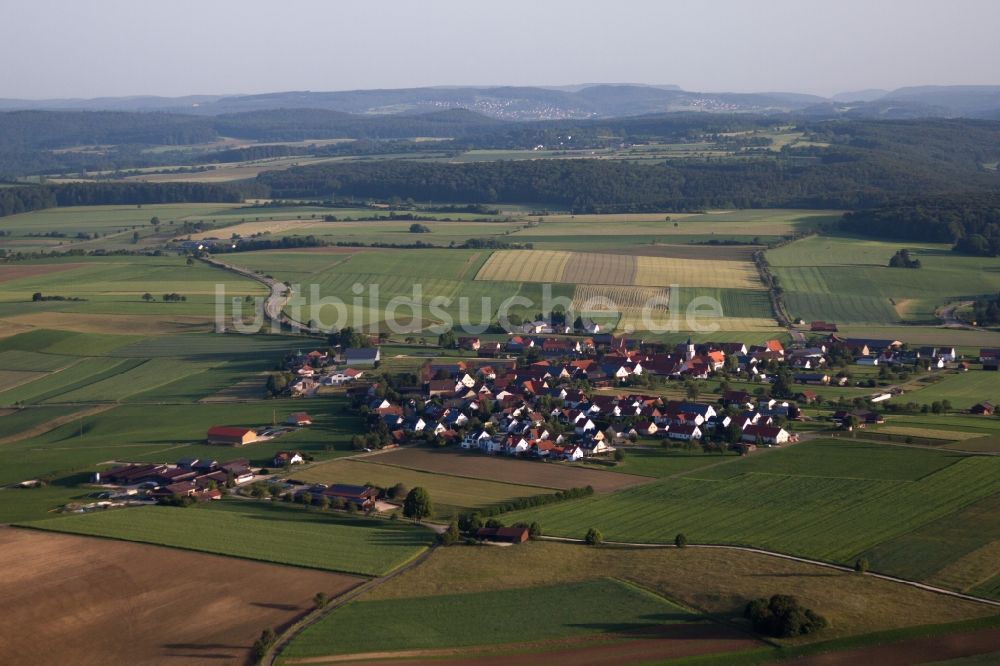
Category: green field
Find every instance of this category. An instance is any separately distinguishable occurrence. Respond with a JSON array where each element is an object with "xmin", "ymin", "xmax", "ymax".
[
  {"xmin": 0, "ymin": 255, "xmax": 266, "ymax": 321},
  {"xmin": 503, "ymin": 440, "xmax": 1000, "ymax": 564},
  {"xmin": 0, "ymin": 398, "xmax": 361, "ymax": 487},
  {"xmin": 0, "ymin": 405, "xmax": 83, "ymax": 439},
  {"xmin": 861, "ymin": 493, "xmax": 1000, "ymax": 598},
  {"xmin": 769, "ymin": 236, "xmax": 1000, "ymax": 325},
  {"xmin": 282, "ymin": 577, "xmax": 693, "ymax": 657},
  {"xmin": 291, "ymin": 458, "xmax": 557, "ymax": 519},
  {"xmin": 21, "ymin": 501, "xmax": 433, "ymax": 576},
  {"xmin": 897, "ymin": 371, "xmax": 1000, "ymax": 407}
]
